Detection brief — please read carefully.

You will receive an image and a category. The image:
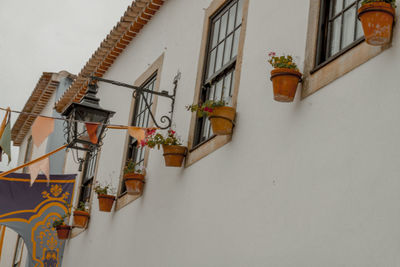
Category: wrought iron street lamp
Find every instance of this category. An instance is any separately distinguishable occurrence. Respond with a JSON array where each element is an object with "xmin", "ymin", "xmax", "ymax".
[{"xmin": 62, "ymin": 83, "xmax": 115, "ymax": 152}]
